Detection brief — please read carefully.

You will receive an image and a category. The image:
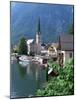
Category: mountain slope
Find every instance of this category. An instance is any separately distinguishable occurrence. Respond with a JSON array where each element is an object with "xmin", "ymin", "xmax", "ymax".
[{"xmin": 11, "ymin": 2, "xmax": 73, "ymax": 44}]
